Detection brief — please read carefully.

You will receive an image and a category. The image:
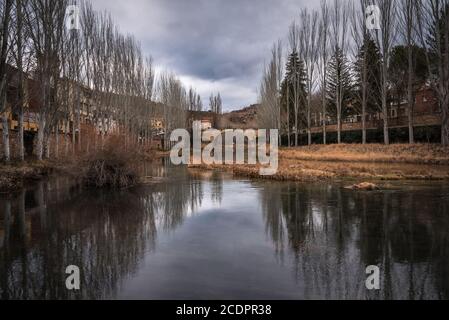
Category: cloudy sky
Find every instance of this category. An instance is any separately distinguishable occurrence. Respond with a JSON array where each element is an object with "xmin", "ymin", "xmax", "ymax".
[{"xmin": 92, "ymin": 0, "xmax": 317, "ymax": 111}]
